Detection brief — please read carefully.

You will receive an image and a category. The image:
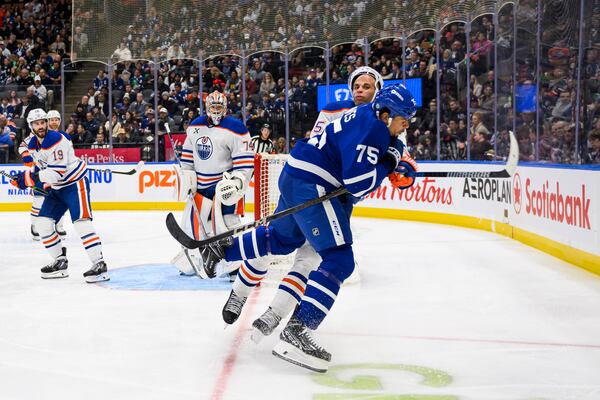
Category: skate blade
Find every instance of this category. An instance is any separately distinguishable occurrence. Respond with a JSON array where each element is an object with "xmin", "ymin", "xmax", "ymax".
[
  {"xmin": 32, "ymin": 236, "xmax": 41, "ymax": 242},
  {"xmin": 272, "ymin": 340, "xmax": 329, "ymax": 373},
  {"xmin": 85, "ymin": 273, "xmax": 110, "ymax": 283},
  {"xmin": 250, "ymin": 328, "xmax": 266, "ymax": 344},
  {"xmin": 41, "ymin": 270, "xmax": 69, "ymax": 279}
]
